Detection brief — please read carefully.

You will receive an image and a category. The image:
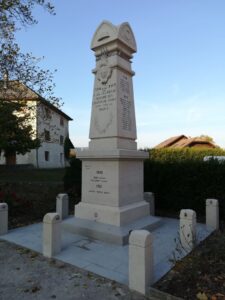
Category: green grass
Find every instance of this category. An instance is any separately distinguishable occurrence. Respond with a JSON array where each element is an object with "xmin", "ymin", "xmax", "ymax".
[{"xmin": 0, "ymin": 168, "xmax": 65, "ymax": 183}]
